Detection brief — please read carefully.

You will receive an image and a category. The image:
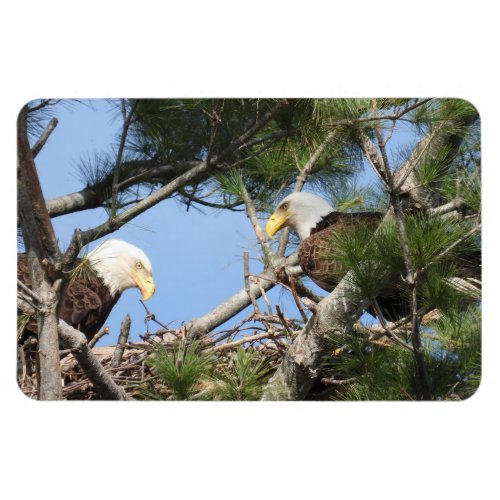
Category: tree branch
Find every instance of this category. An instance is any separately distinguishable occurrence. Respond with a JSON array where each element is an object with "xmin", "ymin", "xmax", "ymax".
[
  {"xmin": 110, "ymin": 100, "xmax": 137, "ymax": 215},
  {"xmin": 31, "ymin": 117, "xmax": 58, "ymax": 158},
  {"xmin": 58, "ymin": 320, "xmax": 129, "ymax": 400},
  {"xmin": 261, "ymin": 275, "xmax": 368, "ymax": 400},
  {"xmin": 18, "ymin": 107, "xmax": 63, "ymax": 400},
  {"xmin": 262, "ymin": 109, "xmax": 479, "ymax": 400},
  {"xmin": 186, "ymin": 254, "xmax": 300, "ymax": 339},
  {"xmin": 62, "ymin": 100, "xmax": 289, "ymax": 265},
  {"xmin": 111, "ymin": 314, "xmax": 131, "ymax": 368}
]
